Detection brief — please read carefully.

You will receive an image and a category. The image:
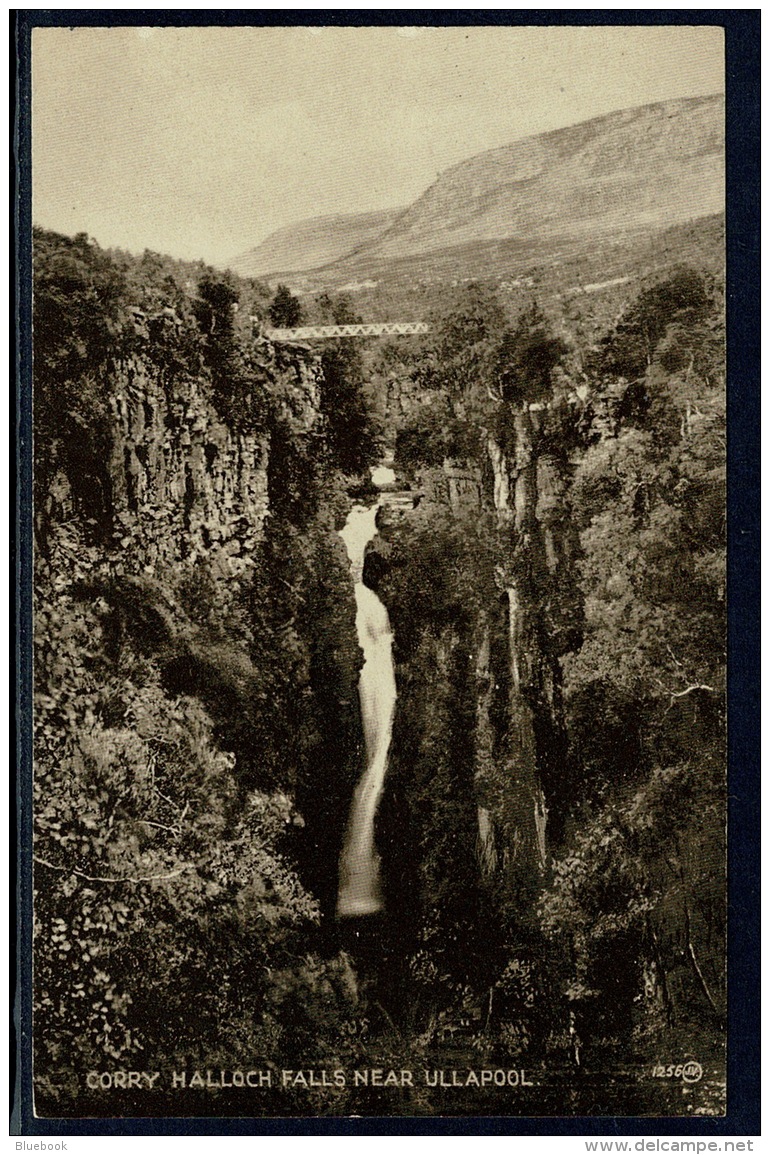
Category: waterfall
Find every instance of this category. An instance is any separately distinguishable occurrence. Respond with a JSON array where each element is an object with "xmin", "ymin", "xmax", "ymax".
[{"xmin": 336, "ymin": 499, "xmax": 397, "ymax": 918}]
